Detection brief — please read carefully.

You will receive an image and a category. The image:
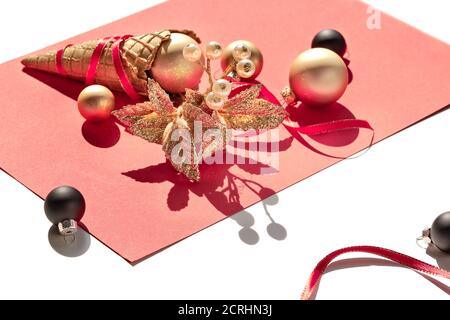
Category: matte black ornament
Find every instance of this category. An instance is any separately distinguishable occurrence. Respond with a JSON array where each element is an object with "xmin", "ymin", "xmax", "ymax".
[
  {"xmin": 44, "ymin": 186, "xmax": 85, "ymax": 235},
  {"xmin": 430, "ymin": 211, "xmax": 450, "ymax": 253},
  {"xmin": 311, "ymin": 29, "xmax": 347, "ymax": 57}
]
